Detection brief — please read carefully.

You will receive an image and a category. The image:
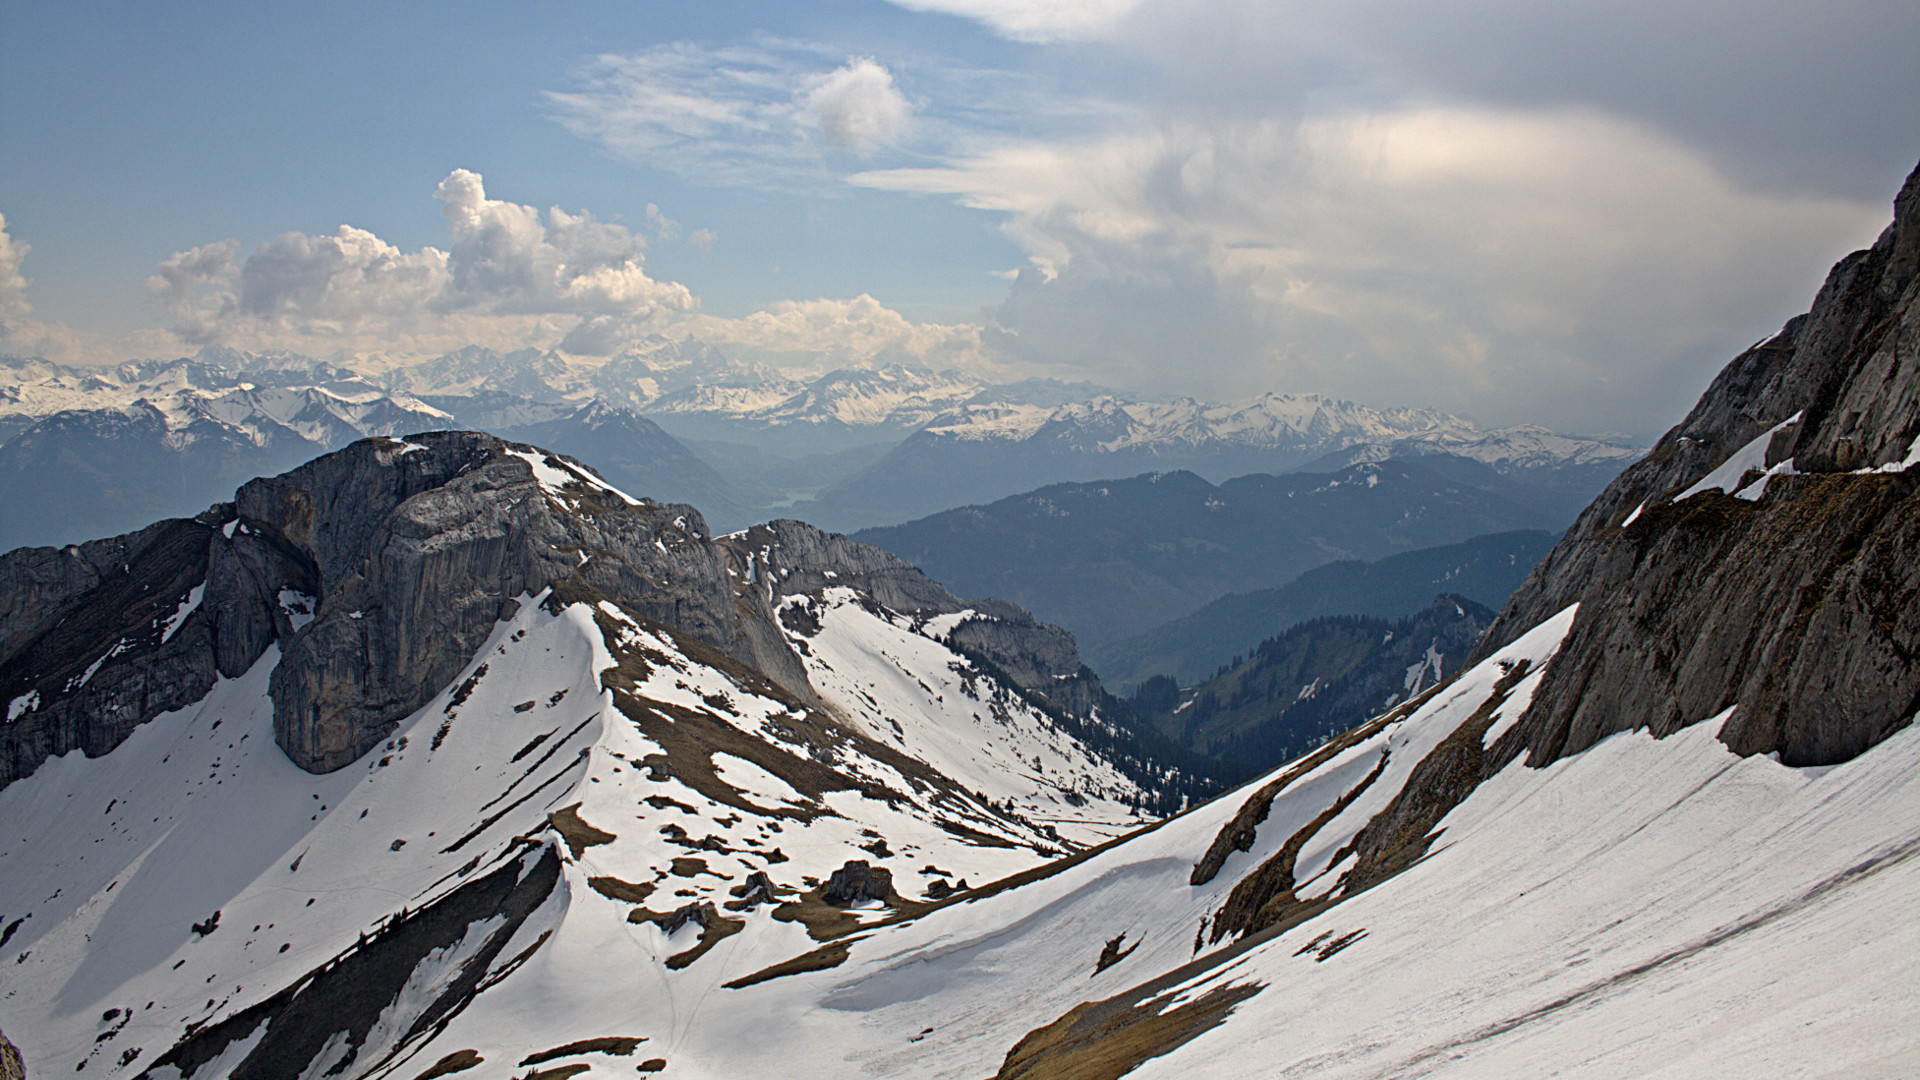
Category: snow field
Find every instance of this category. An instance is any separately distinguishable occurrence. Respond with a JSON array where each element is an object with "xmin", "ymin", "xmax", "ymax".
[
  {"xmin": 786, "ymin": 588, "xmax": 1144, "ymax": 845},
  {"xmin": 670, "ymin": 602, "xmax": 1914, "ymax": 1079},
  {"xmin": 2, "ymin": 579, "xmax": 1155, "ymax": 1080}
]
